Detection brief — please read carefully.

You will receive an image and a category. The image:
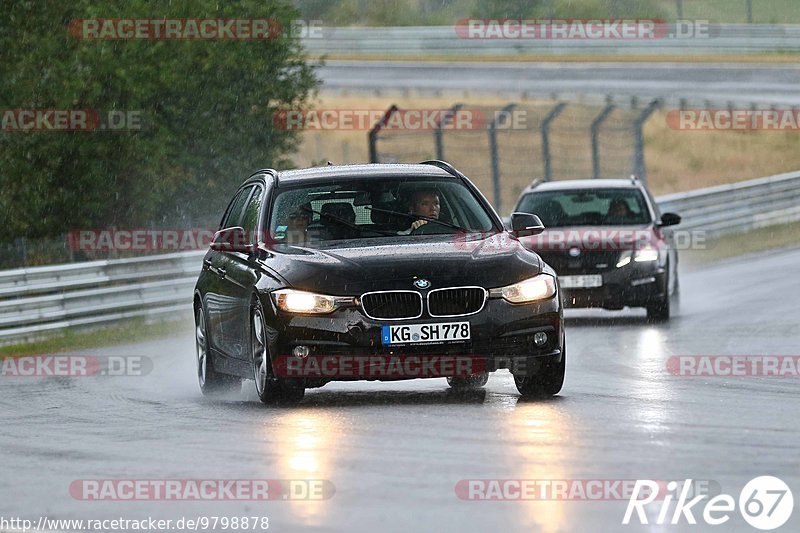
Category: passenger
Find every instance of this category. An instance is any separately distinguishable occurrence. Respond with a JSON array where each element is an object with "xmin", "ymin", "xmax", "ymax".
[
  {"xmin": 400, "ymin": 189, "xmax": 441, "ymax": 234},
  {"xmin": 282, "ymin": 202, "xmax": 312, "ymax": 244}
]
